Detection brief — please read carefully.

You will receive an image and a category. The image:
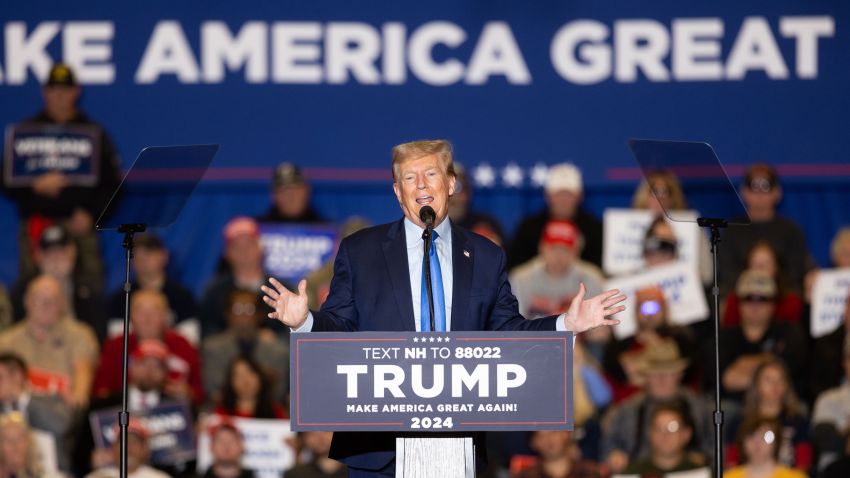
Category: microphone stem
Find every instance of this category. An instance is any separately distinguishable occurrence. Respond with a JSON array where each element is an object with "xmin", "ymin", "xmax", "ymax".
[{"xmin": 422, "ymin": 226, "xmax": 436, "ymax": 333}]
